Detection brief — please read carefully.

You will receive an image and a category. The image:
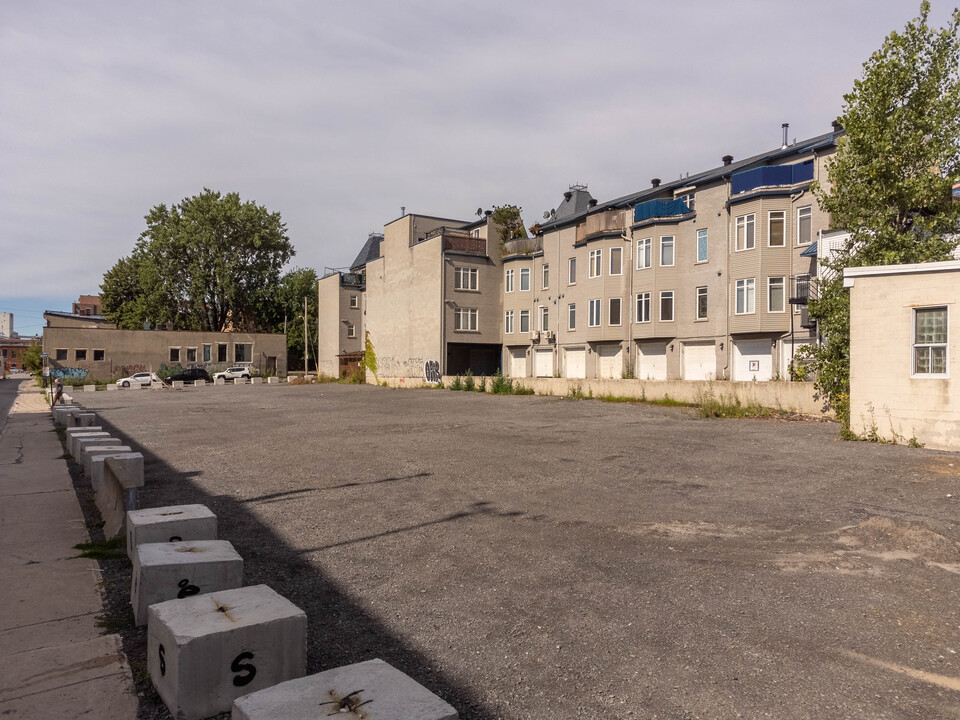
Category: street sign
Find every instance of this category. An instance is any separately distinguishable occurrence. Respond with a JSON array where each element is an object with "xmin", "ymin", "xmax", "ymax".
[
  {"xmin": 42, "ymin": 367, "xmax": 50, "ymax": 376},
  {"xmin": 40, "ymin": 352, "xmax": 50, "ymax": 358}
]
